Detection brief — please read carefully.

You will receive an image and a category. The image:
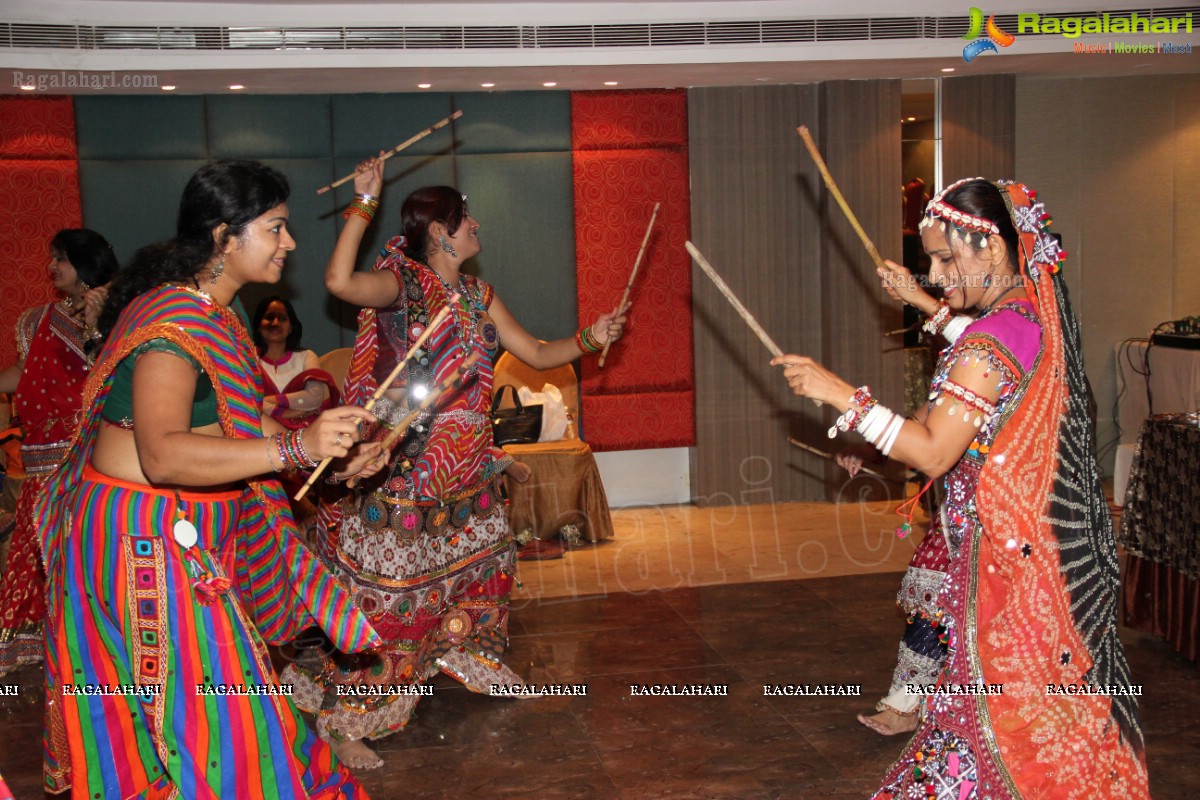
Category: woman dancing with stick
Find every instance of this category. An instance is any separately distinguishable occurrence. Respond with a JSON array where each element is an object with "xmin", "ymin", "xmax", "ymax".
[
  {"xmin": 285, "ymin": 154, "xmax": 627, "ymax": 770},
  {"xmin": 37, "ymin": 160, "xmax": 385, "ymax": 798},
  {"xmin": 773, "ymin": 179, "xmax": 1147, "ymax": 799}
]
